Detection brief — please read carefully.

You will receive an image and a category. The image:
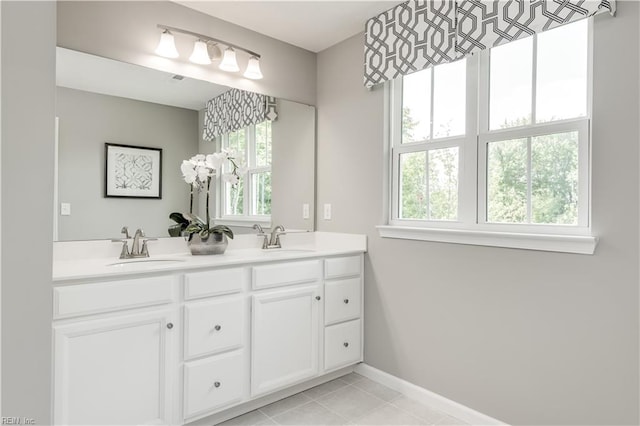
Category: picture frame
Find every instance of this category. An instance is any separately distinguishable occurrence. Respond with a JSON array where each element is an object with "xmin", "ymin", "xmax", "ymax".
[{"xmin": 105, "ymin": 143, "xmax": 162, "ymax": 199}]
